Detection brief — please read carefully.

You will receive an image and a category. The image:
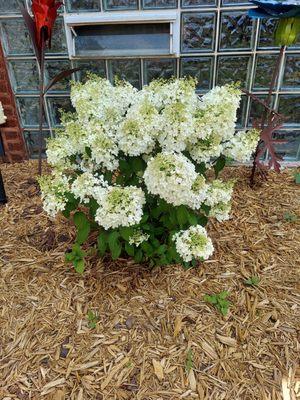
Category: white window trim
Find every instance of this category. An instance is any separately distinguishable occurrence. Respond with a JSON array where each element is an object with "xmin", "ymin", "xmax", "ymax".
[{"xmin": 64, "ymin": 10, "xmax": 181, "ymax": 59}]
